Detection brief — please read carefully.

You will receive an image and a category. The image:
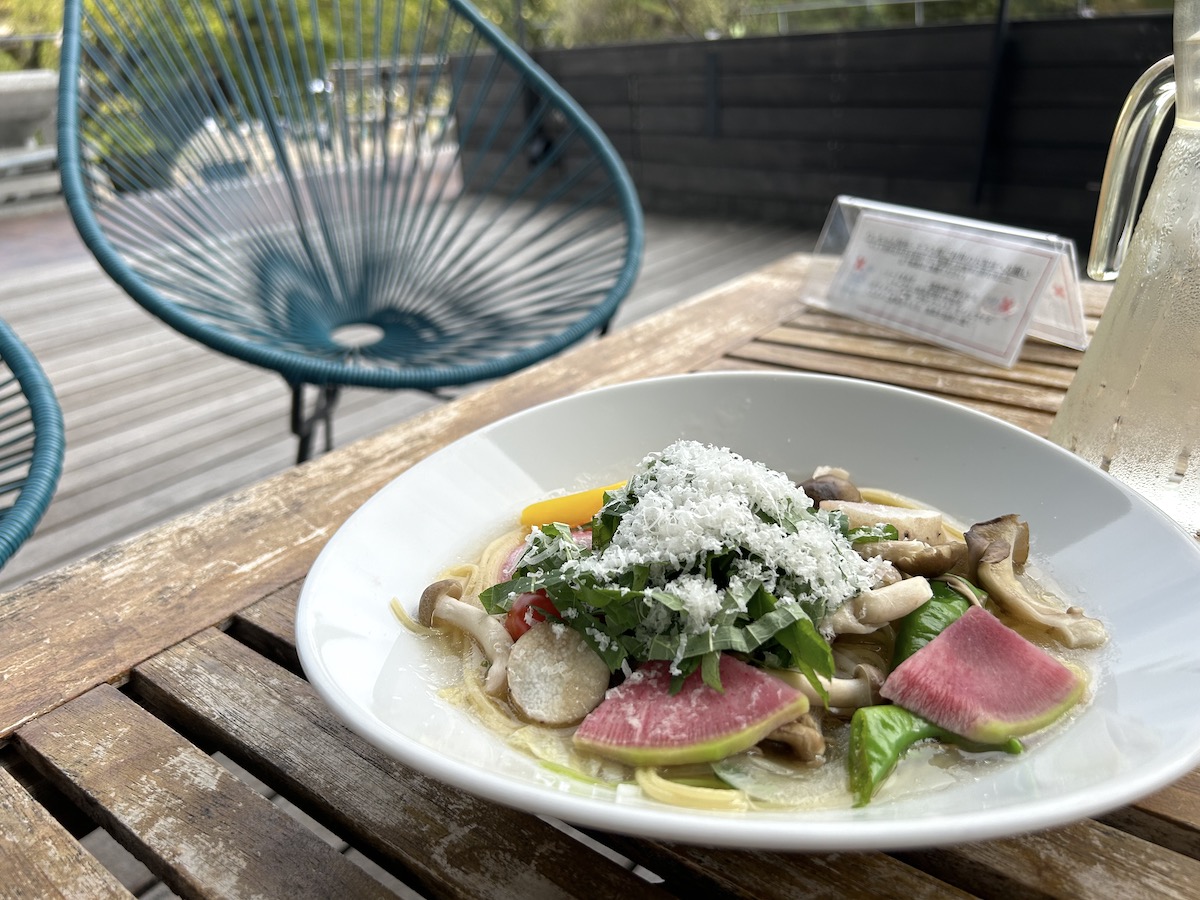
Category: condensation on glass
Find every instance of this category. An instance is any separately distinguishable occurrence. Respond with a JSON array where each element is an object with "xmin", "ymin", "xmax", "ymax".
[{"xmin": 1049, "ymin": 1, "xmax": 1200, "ymax": 537}]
